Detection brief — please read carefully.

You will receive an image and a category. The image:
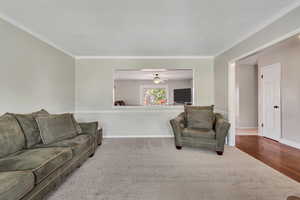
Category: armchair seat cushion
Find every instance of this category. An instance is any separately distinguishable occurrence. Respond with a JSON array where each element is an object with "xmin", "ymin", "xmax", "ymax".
[
  {"xmin": 182, "ymin": 128, "xmax": 216, "ymax": 139},
  {"xmin": 34, "ymin": 135, "xmax": 92, "ymax": 156},
  {"xmin": 0, "ymin": 147, "xmax": 72, "ymax": 184},
  {"xmin": 0, "ymin": 171, "xmax": 35, "ymax": 200}
]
